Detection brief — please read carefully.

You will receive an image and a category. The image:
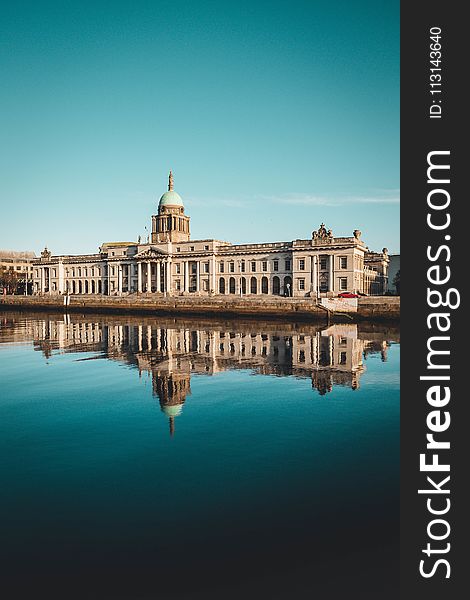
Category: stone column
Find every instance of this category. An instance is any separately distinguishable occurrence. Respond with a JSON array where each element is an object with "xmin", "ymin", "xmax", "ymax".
[
  {"xmin": 211, "ymin": 256, "xmax": 216, "ymax": 293},
  {"xmin": 118, "ymin": 264, "xmax": 123, "ymax": 294},
  {"xmin": 146, "ymin": 262, "xmax": 151, "ymax": 292},
  {"xmin": 137, "ymin": 262, "xmax": 142, "ymax": 293},
  {"xmin": 328, "ymin": 255, "xmax": 334, "ymax": 292},
  {"xmin": 196, "ymin": 261, "xmax": 200, "ymax": 292},
  {"xmin": 156, "ymin": 261, "xmax": 161, "ymax": 292},
  {"xmin": 184, "ymin": 261, "xmax": 189, "ymax": 292},
  {"xmin": 167, "ymin": 258, "xmax": 172, "ymax": 295},
  {"xmin": 312, "ymin": 256, "xmax": 318, "ymax": 299}
]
